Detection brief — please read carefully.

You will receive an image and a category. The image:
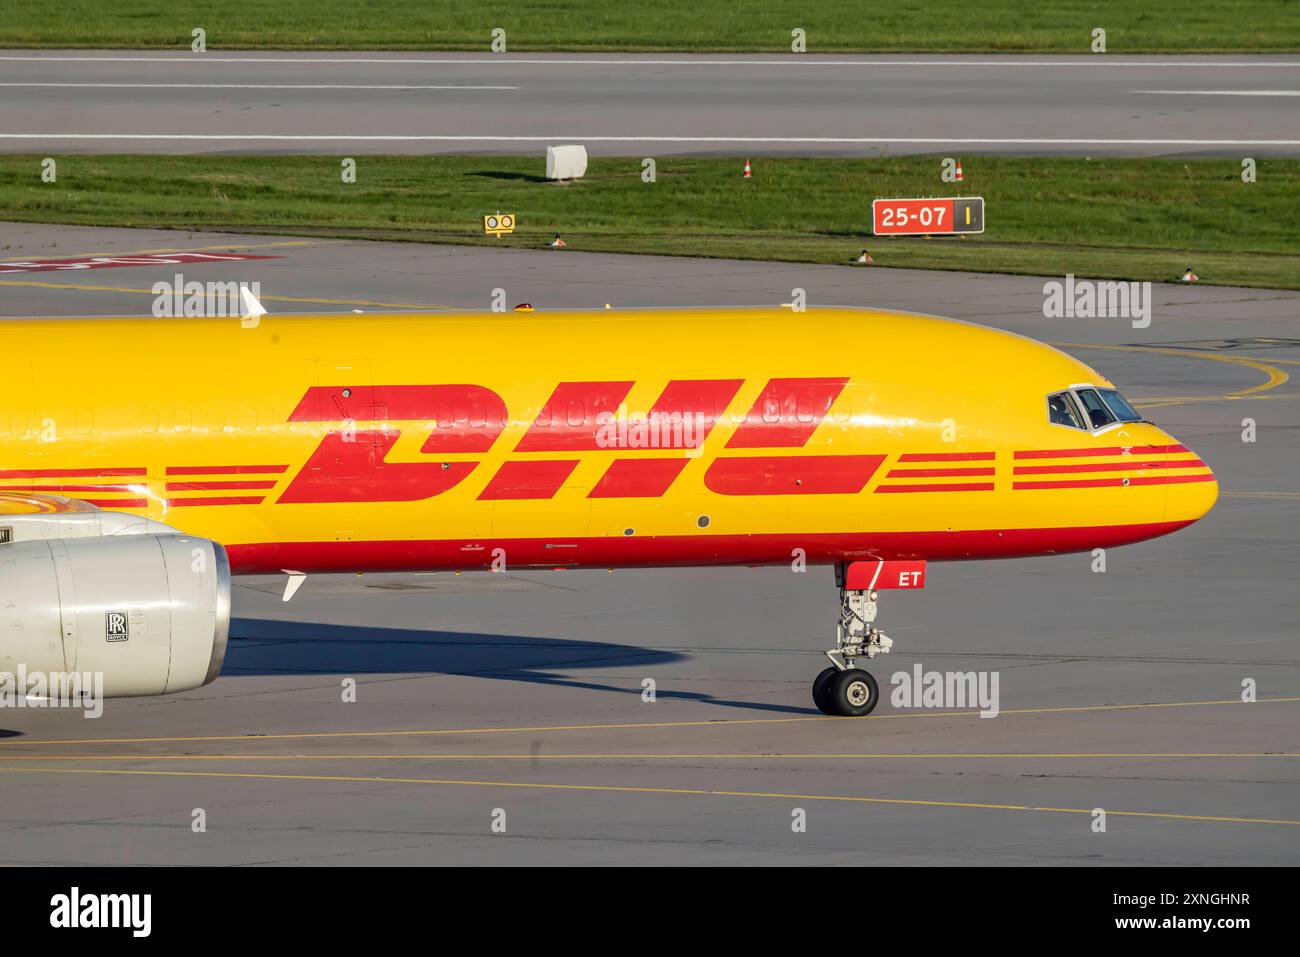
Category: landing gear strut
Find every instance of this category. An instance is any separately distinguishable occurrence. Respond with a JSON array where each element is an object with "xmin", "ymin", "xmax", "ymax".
[{"xmin": 811, "ymin": 561, "xmax": 898, "ymax": 716}]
